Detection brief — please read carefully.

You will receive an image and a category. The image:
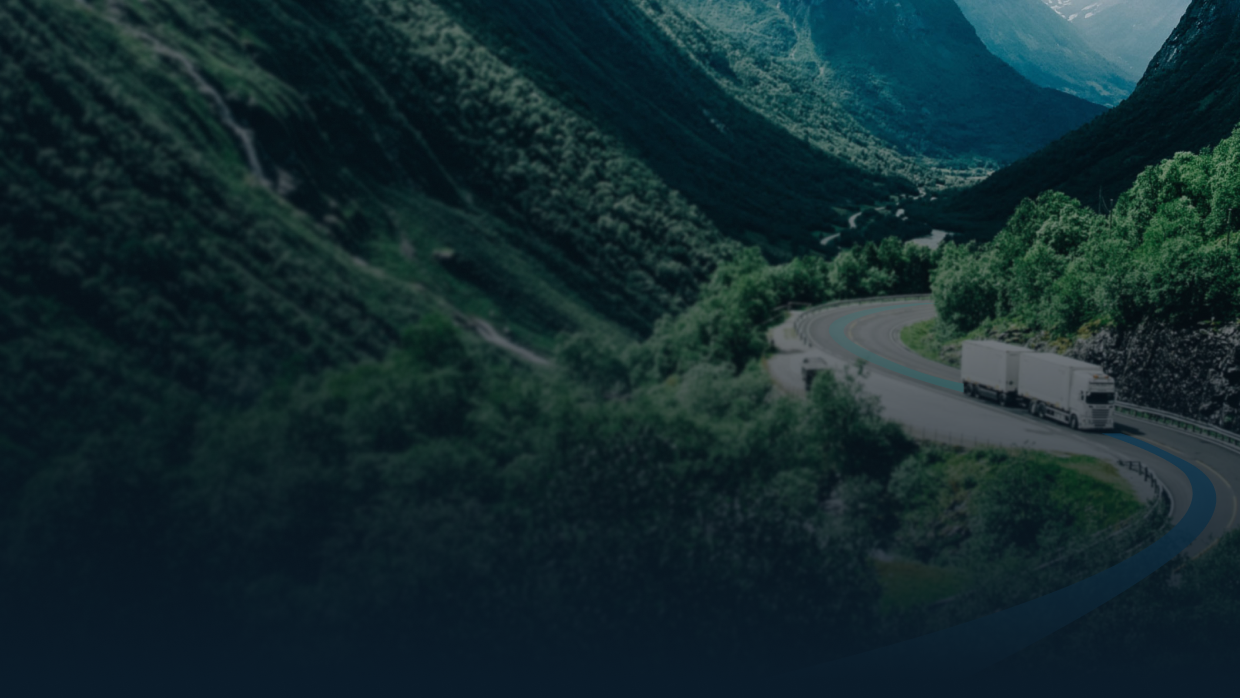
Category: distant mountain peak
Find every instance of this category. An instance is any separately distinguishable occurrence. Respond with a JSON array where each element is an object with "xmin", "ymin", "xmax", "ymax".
[
  {"xmin": 1043, "ymin": 1, "xmax": 1112, "ymax": 22},
  {"xmin": 1038, "ymin": 0, "xmax": 1192, "ymax": 79}
]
